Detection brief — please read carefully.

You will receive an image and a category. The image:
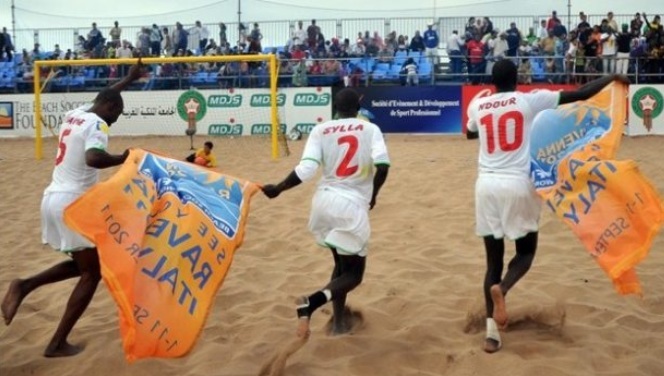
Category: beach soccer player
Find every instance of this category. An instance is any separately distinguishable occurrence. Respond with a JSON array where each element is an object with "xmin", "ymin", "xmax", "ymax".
[
  {"xmin": 261, "ymin": 88, "xmax": 390, "ymax": 338},
  {"xmin": 0, "ymin": 60, "xmax": 145, "ymax": 357},
  {"xmin": 466, "ymin": 59, "xmax": 629, "ymax": 353}
]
